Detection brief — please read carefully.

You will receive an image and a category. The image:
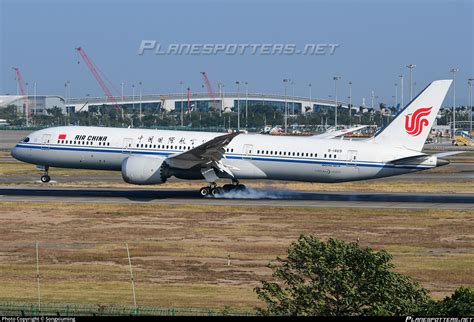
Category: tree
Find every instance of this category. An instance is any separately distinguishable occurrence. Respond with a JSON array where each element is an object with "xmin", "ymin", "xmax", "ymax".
[
  {"xmin": 255, "ymin": 235, "xmax": 430, "ymax": 316},
  {"xmin": 417, "ymin": 287, "xmax": 473, "ymax": 316}
]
